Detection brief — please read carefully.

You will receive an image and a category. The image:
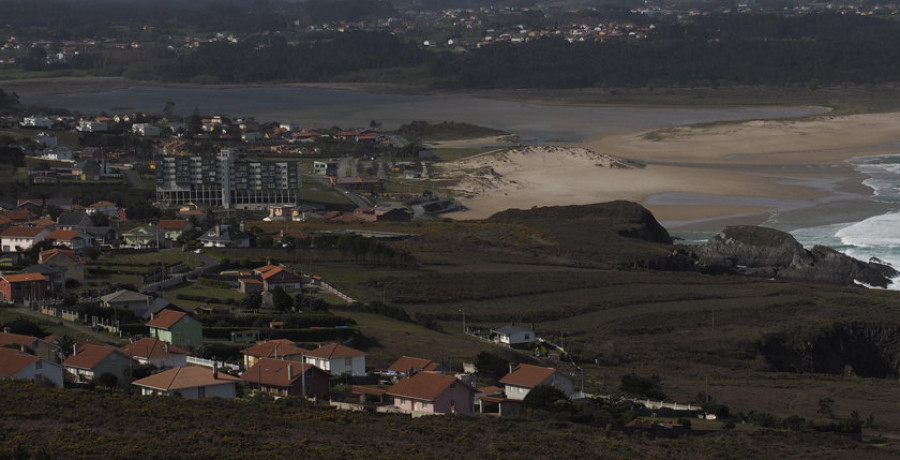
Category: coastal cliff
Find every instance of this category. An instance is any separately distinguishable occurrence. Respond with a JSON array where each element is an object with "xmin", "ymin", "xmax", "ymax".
[{"xmin": 696, "ymin": 225, "xmax": 898, "ymax": 288}]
